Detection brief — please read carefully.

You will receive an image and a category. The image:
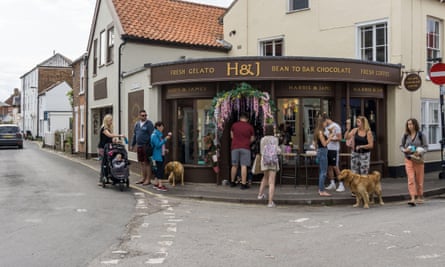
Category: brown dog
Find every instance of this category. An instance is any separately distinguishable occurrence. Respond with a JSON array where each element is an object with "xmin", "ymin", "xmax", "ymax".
[
  {"xmin": 337, "ymin": 169, "xmax": 384, "ymax": 208},
  {"xmin": 164, "ymin": 161, "xmax": 184, "ymax": 186}
]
